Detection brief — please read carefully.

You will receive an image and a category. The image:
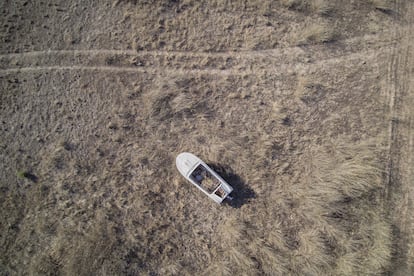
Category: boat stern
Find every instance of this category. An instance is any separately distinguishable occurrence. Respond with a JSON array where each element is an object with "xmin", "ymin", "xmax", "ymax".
[{"xmin": 210, "ymin": 182, "xmax": 234, "ymax": 204}]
